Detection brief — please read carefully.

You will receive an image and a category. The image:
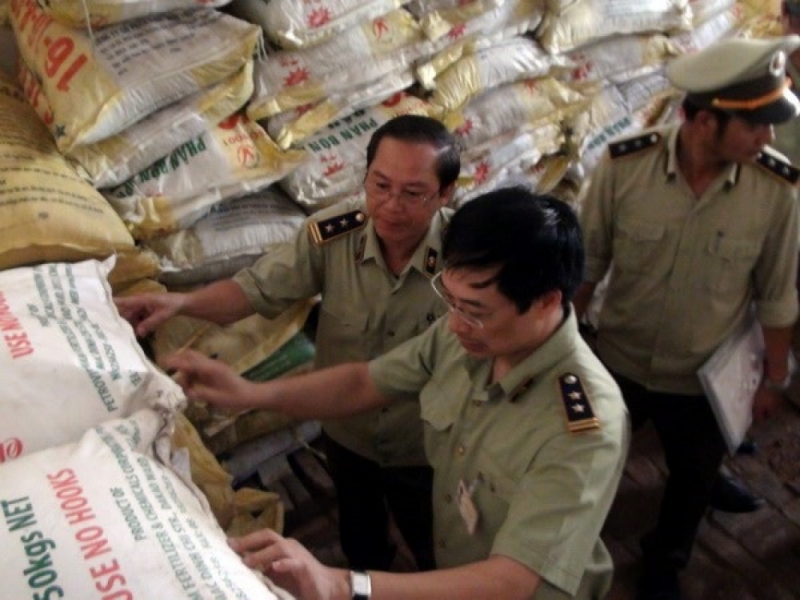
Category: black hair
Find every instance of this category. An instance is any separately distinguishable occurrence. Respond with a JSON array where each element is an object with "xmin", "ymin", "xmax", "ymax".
[
  {"xmin": 442, "ymin": 186, "xmax": 584, "ymax": 313},
  {"xmin": 365, "ymin": 115, "xmax": 461, "ymax": 190},
  {"xmin": 682, "ymin": 96, "xmax": 734, "ymax": 133}
]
